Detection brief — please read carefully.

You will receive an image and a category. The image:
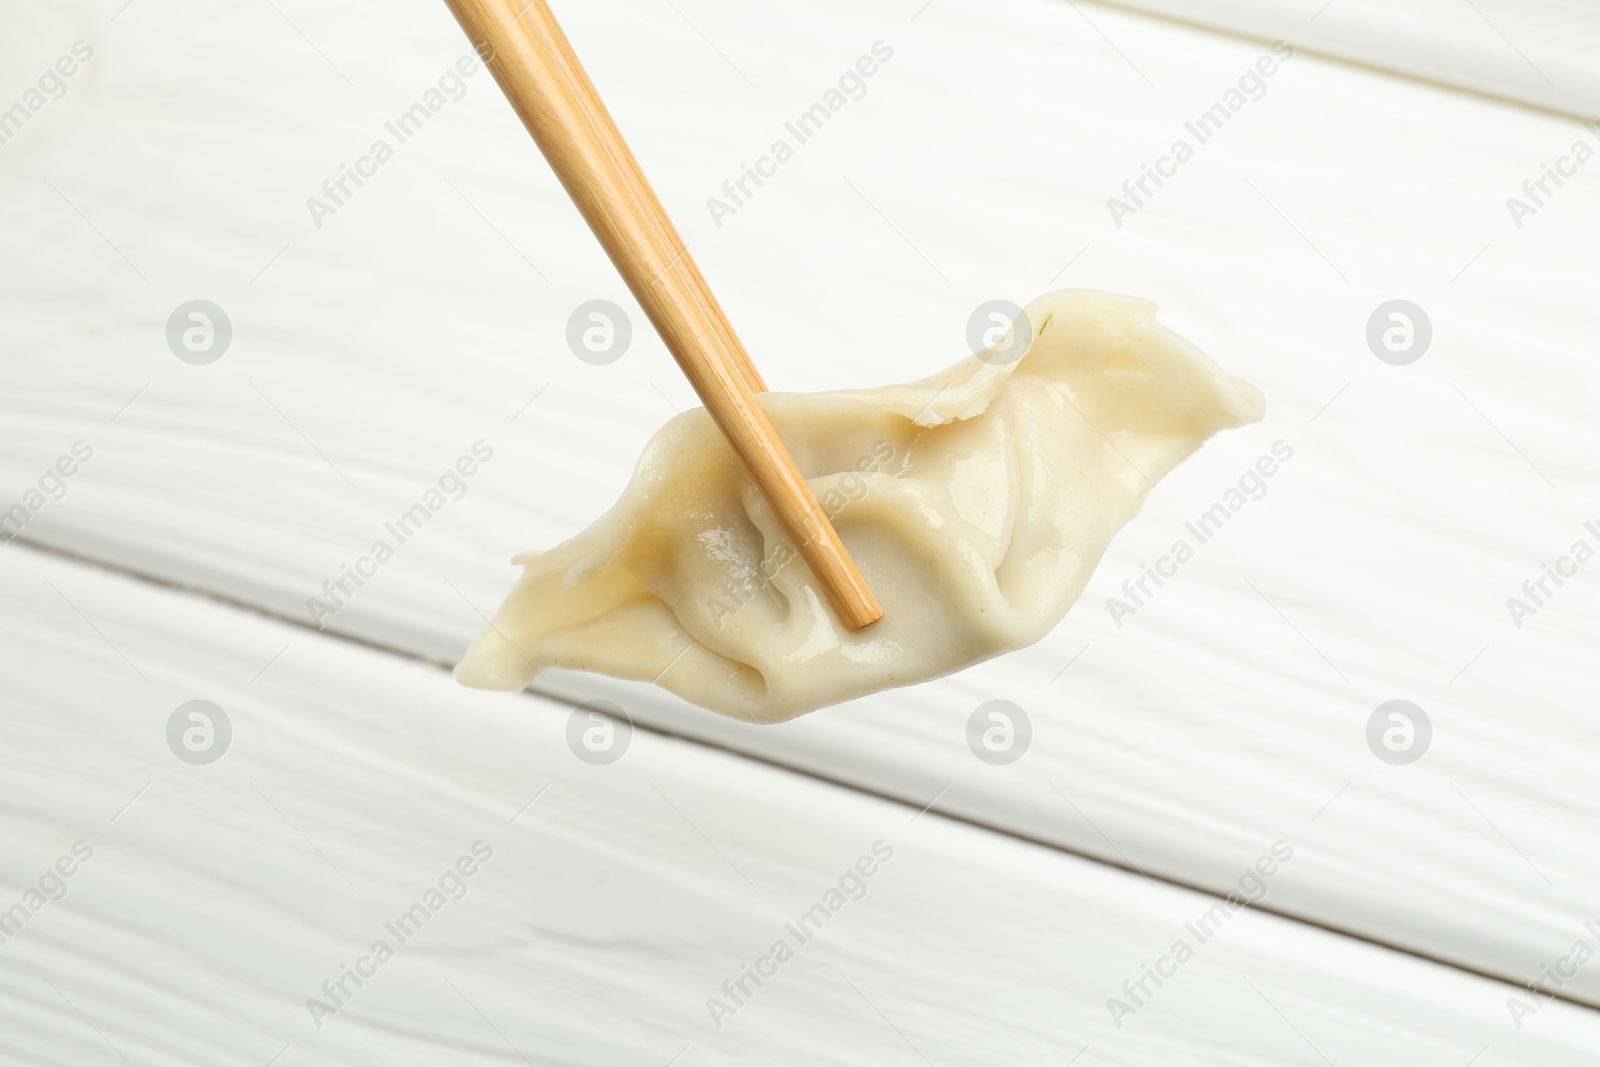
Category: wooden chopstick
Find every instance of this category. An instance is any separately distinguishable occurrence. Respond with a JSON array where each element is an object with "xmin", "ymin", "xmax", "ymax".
[
  {"xmin": 443, "ymin": 0, "xmax": 883, "ymax": 631},
  {"xmin": 532, "ymin": 4, "xmax": 766, "ymax": 394}
]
